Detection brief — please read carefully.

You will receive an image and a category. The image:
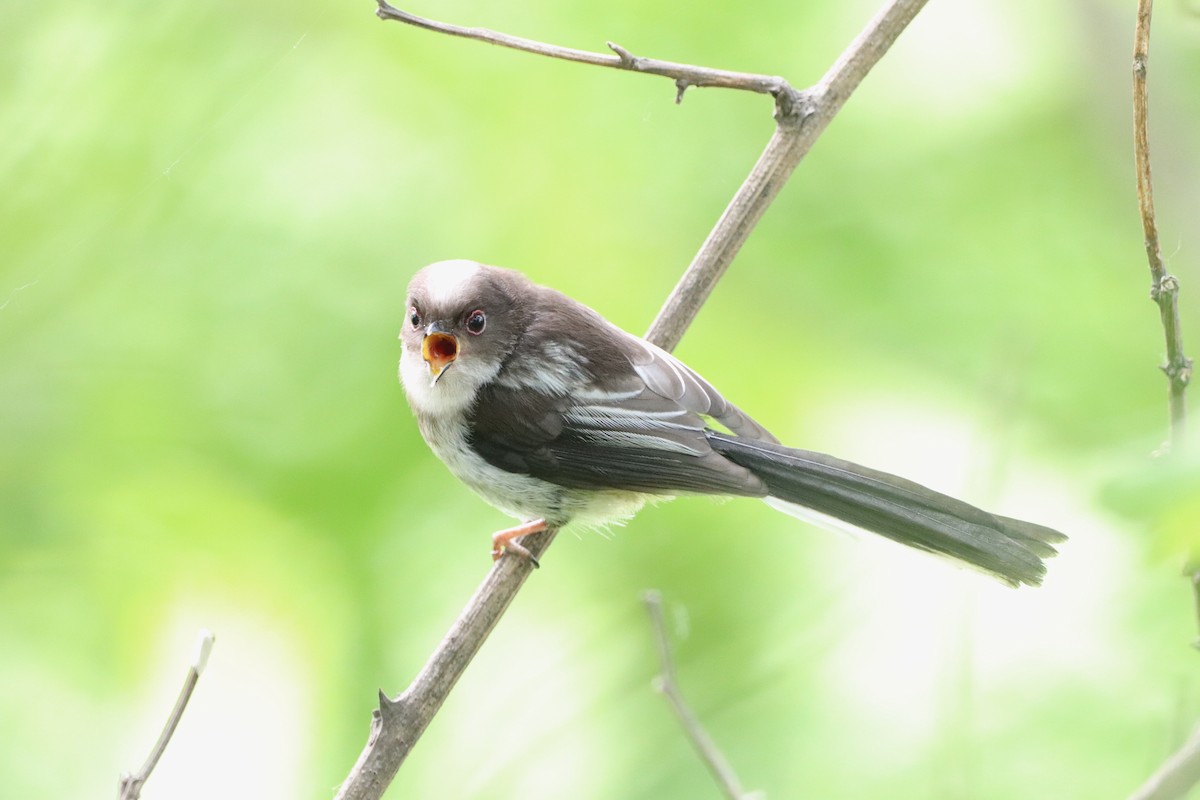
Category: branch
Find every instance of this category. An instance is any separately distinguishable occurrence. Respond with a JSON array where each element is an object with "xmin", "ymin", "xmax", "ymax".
[
  {"xmin": 643, "ymin": 591, "xmax": 757, "ymax": 800},
  {"xmin": 118, "ymin": 630, "xmax": 214, "ymax": 800},
  {"xmin": 337, "ymin": 3, "xmax": 931, "ymax": 797},
  {"xmin": 1133, "ymin": 0, "xmax": 1192, "ymax": 451},
  {"xmin": 645, "ymin": 0, "xmax": 930, "ymax": 350},
  {"xmin": 1127, "ymin": 723, "xmax": 1200, "ymax": 800},
  {"xmin": 375, "ymin": 1, "xmax": 798, "ymax": 108},
  {"xmin": 1134, "ymin": 0, "xmax": 1200, "ymax": 656},
  {"xmin": 1127, "ymin": 6, "xmax": 1200, "ymax": 799},
  {"xmin": 333, "ymin": 528, "xmax": 556, "ymax": 800}
]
